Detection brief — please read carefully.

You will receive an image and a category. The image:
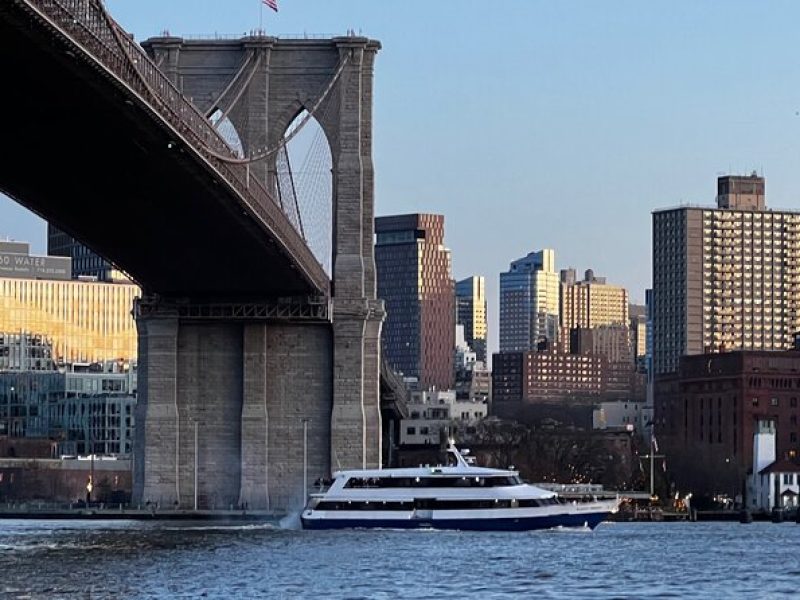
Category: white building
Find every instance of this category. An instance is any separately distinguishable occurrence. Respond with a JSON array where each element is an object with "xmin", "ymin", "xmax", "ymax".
[
  {"xmin": 593, "ymin": 400, "xmax": 651, "ymax": 433},
  {"xmin": 400, "ymin": 389, "xmax": 488, "ymax": 446},
  {"xmin": 748, "ymin": 419, "xmax": 800, "ymax": 511},
  {"xmin": 454, "ymin": 324, "xmax": 477, "ymax": 371}
]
